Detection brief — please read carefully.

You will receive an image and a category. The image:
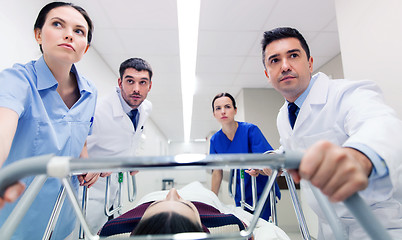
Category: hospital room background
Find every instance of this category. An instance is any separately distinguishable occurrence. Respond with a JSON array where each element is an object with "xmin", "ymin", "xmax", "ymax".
[{"xmin": 1, "ymin": 0, "xmax": 401, "ymax": 239}]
